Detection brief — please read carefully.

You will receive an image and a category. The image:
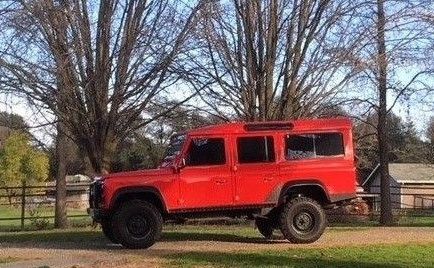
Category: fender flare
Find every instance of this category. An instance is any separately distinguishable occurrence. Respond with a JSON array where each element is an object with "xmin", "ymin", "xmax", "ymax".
[
  {"xmin": 110, "ymin": 186, "xmax": 167, "ymax": 212},
  {"xmin": 278, "ymin": 179, "xmax": 330, "ymax": 205}
]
